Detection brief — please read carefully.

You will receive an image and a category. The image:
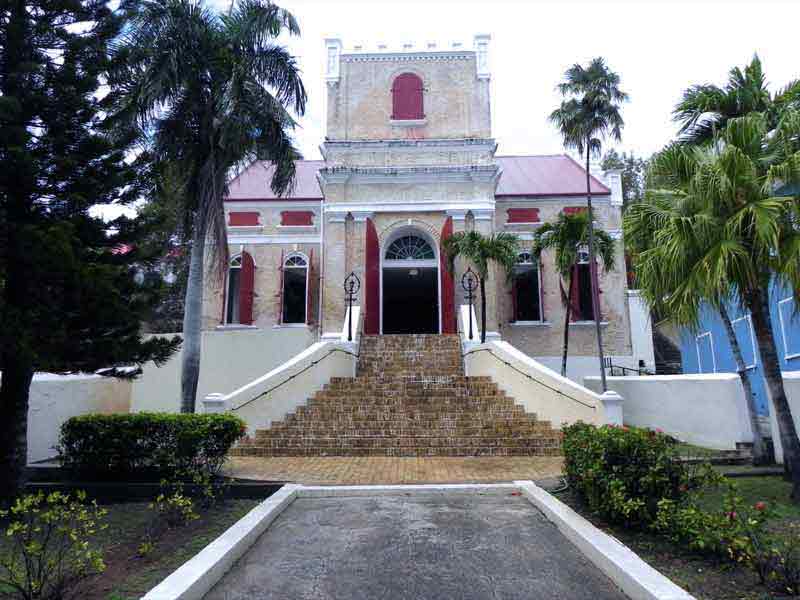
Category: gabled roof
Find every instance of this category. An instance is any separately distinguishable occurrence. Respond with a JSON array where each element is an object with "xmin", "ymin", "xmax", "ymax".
[
  {"xmin": 495, "ymin": 155, "xmax": 610, "ymax": 197},
  {"xmin": 227, "ymin": 160, "xmax": 326, "ymax": 201},
  {"xmin": 224, "ymin": 154, "xmax": 610, "ymax": 201}
]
